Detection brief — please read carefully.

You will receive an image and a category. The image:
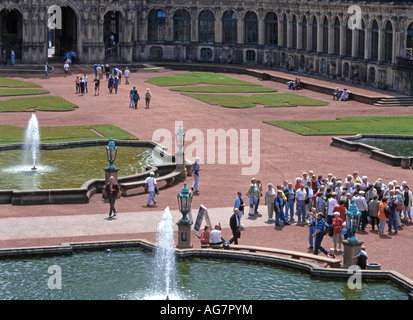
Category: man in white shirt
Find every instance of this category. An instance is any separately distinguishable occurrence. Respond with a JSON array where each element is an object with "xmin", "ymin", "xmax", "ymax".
[
  {"xmin": 354, "ymin": 190, "xmax": 368, "ymax": 230},
  {"xmin": 295, "ymin": 184, "xmax": 307, "ymax": 223},
  {"xmin": 326, "ymin": 192, "xmax": 338, "ymax": 235},
  {"xmin": 124, "ymin": 67, "xmax": 130, "ymax": 84},
  {"xmin": 209, "ymin": 224, "xmax": 224, "ymax": 245},
  {"xmin": 145, "ymin": 172, "xmax": 157, "ymax": 207}
]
